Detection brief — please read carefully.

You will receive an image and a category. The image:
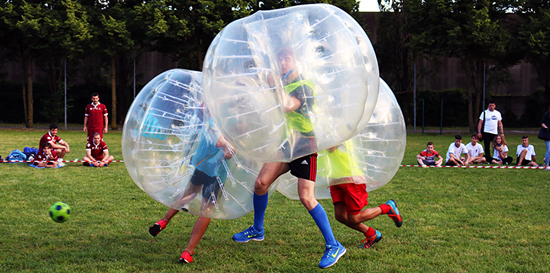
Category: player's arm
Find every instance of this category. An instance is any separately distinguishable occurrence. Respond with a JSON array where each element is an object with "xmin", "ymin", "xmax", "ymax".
[
  {"xmin": 85, "ymin": 149, "xmax": 95, "ymax": 161},
  {"xmin": 104, "ymin": 115, "xmax": 109, "ymax": 133},
  {"xmin": 83, "ymin": 116, "xmax": 88, "ymax": 132},
  {"xmin": 59, "ymin": 140, "xmax": 70, "ymax": 153},
  {"xmin": 498, "ymin": 120, "xmax": 504, "ymax": 137},
  {"xmin": 477, "ymin": 118, "xmax": 483, "ymax": 138},
  {"xmin": 216, "ymin": 136, "xmax": 235, "ymax": 159},
  {"xmin": 449, "ymin": 152, "xmax": 462, "ymax": 164},
  {"xmin": 282, "ymin": 96, "xmax": 302, "ymax": 113},
  {"xmin": 416, "ymin": 152, "xmax": 424, "ymax": 160}
]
